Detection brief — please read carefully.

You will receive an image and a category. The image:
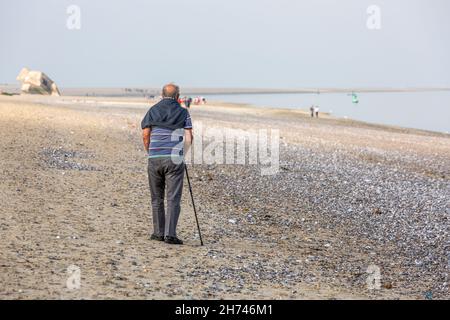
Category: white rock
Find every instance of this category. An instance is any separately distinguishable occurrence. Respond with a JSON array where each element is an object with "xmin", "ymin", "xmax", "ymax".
[{"xmin": 16, "ymin": 67, "xmax": 61, "ymax": 96}]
